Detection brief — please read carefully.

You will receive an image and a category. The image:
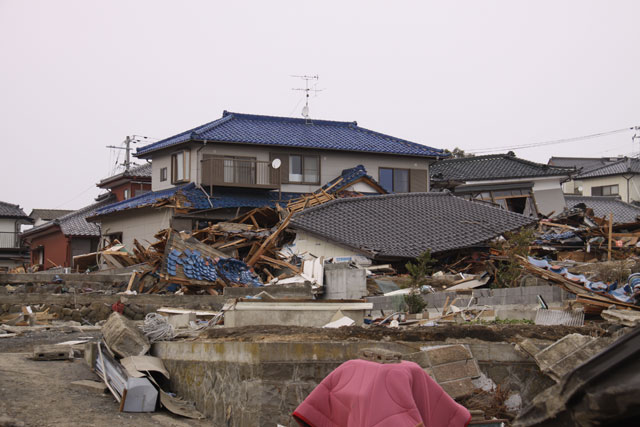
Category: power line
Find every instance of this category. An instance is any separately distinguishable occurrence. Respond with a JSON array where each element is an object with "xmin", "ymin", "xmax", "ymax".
[{"xmin": 467, "ymin": 126, "xmax": 639, "ymax": 154}]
